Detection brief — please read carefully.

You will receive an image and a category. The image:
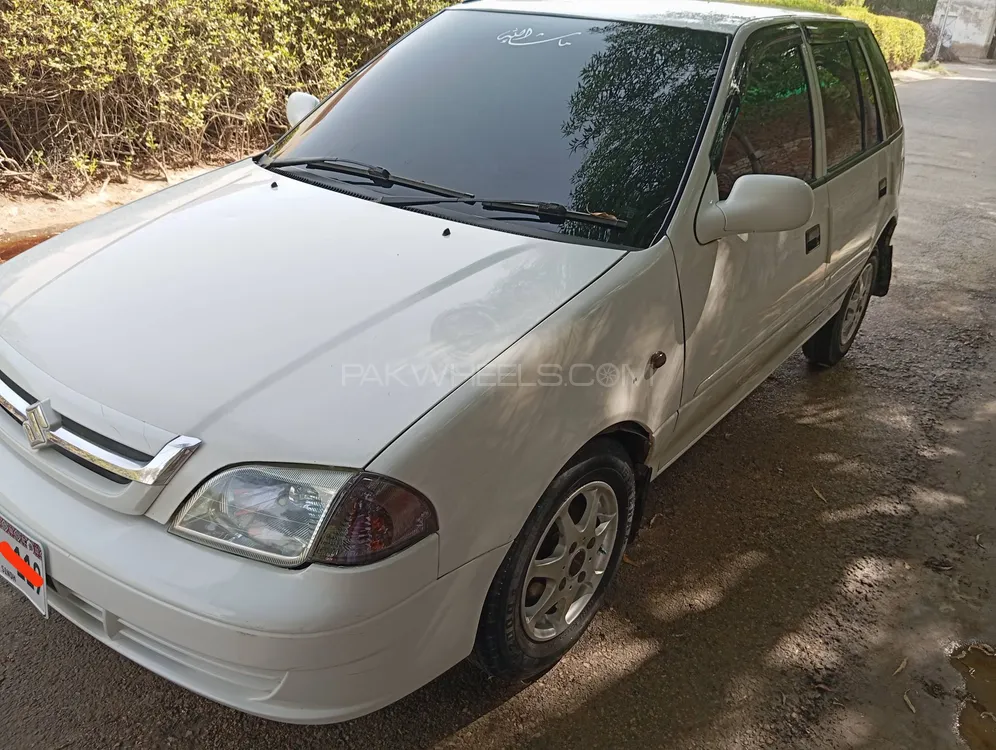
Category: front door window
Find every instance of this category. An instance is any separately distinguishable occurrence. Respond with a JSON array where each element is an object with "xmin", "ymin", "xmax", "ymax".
[{"xmin": 717, "ymin": 42, "xmax": 815, "ymax": 199}]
